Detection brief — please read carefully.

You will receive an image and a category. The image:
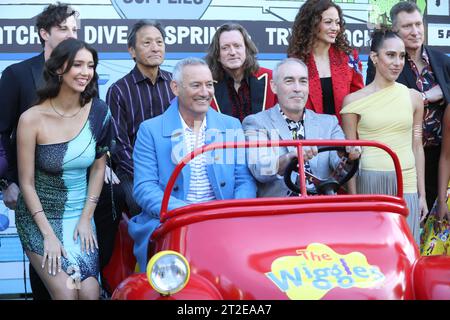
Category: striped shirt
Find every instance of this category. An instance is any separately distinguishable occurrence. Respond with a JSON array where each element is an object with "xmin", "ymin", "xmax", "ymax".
[
  {"xmin": 179, "ymin": 114, "xmax": 216, "ymax": 204},
  {"xmin": 106, "ymin": 66, "xmax": 175, "ymax": 177}
]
